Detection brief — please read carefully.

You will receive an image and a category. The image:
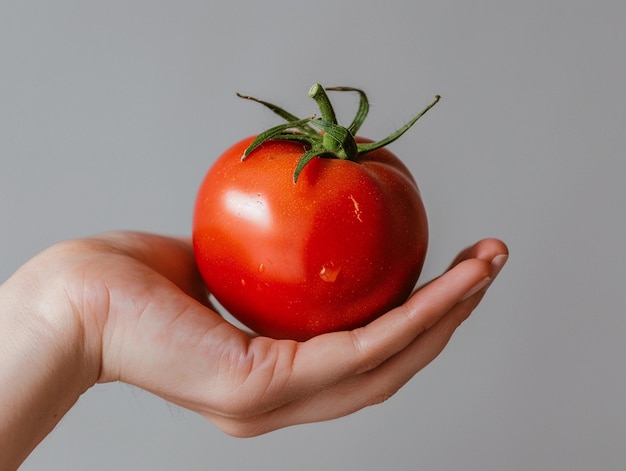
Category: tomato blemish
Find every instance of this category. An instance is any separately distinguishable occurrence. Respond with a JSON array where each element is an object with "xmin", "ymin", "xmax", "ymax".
[{"xmin": 349, "ymin": 194, "xmax": 363, "ymax": 222}]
